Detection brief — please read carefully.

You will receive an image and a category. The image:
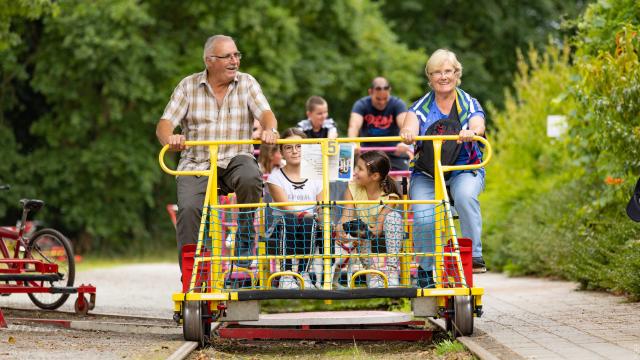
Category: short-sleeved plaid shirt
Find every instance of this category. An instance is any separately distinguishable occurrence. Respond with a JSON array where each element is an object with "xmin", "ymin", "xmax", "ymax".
[{"xmin": 161, "ymin": 70, "xmax": 271, "ymax": 170}]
